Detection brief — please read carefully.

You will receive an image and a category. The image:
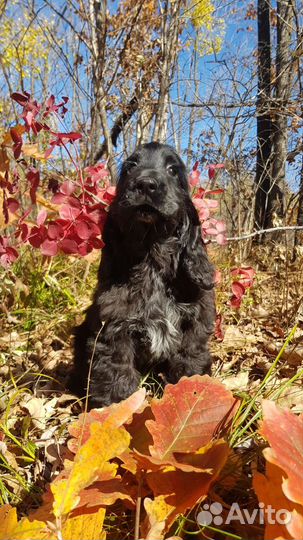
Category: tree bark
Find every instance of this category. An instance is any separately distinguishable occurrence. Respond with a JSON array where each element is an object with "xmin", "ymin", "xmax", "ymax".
[
  {"xmin": 270, "ymin": 0, "xmax": 294, "ymax": 226},
  {"xmin": 153, "ymin": 0, "xmax": 181, "ymax": 142},
  {"xmin": 255, "ymin": 0, "xmax": 272, "ymax": 230}
]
